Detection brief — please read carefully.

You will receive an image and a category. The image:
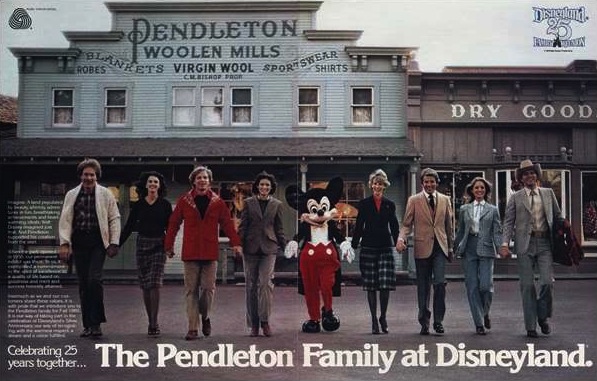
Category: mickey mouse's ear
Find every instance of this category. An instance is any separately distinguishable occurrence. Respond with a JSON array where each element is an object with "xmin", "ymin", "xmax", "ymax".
[
  {"xmin": 285, "ymin": 184, "xmax": 304, "ymax": 211},
  {"xmin": 326, "ymin": 177, "xmax": 344, "ymax": 205}
]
